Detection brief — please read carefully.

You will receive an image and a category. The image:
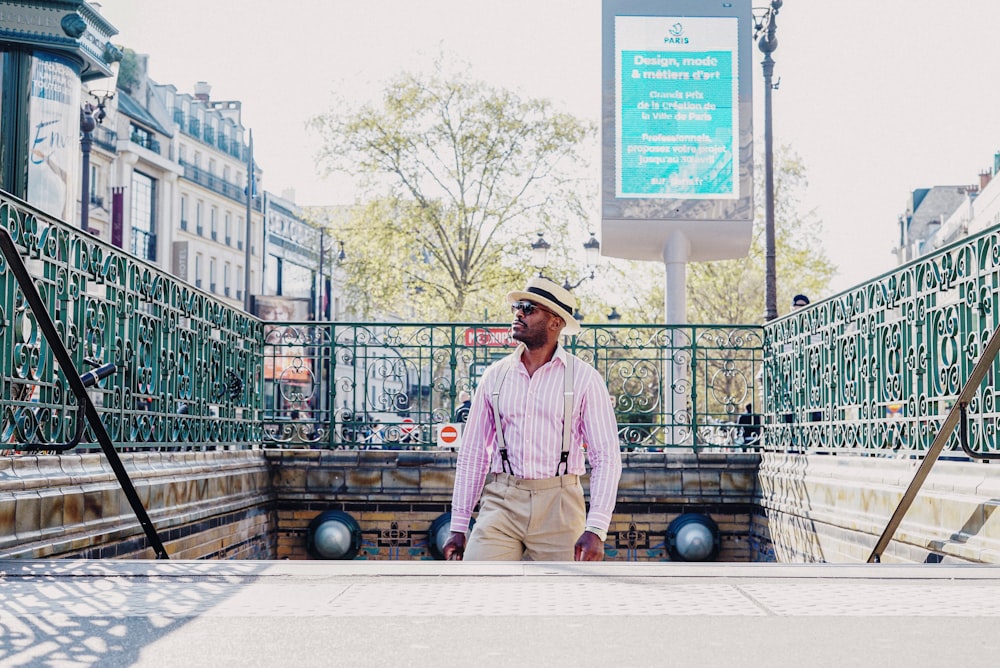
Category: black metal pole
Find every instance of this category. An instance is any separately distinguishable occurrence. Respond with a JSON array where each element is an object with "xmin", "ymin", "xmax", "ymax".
[
  {"xmin": 317, "ymin": 227, "xmax": 325, "ymax": 321},
  {"xmin": 244, "ymin": 130, "xmax": 254, "ymax": 312},
  {"xmin": 760, "ymin": 0, "xmax": 781, "ymax": 322},
  {"xmin": 80, "ymin": 106, "xmax": 96, "ymax": 234}
]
